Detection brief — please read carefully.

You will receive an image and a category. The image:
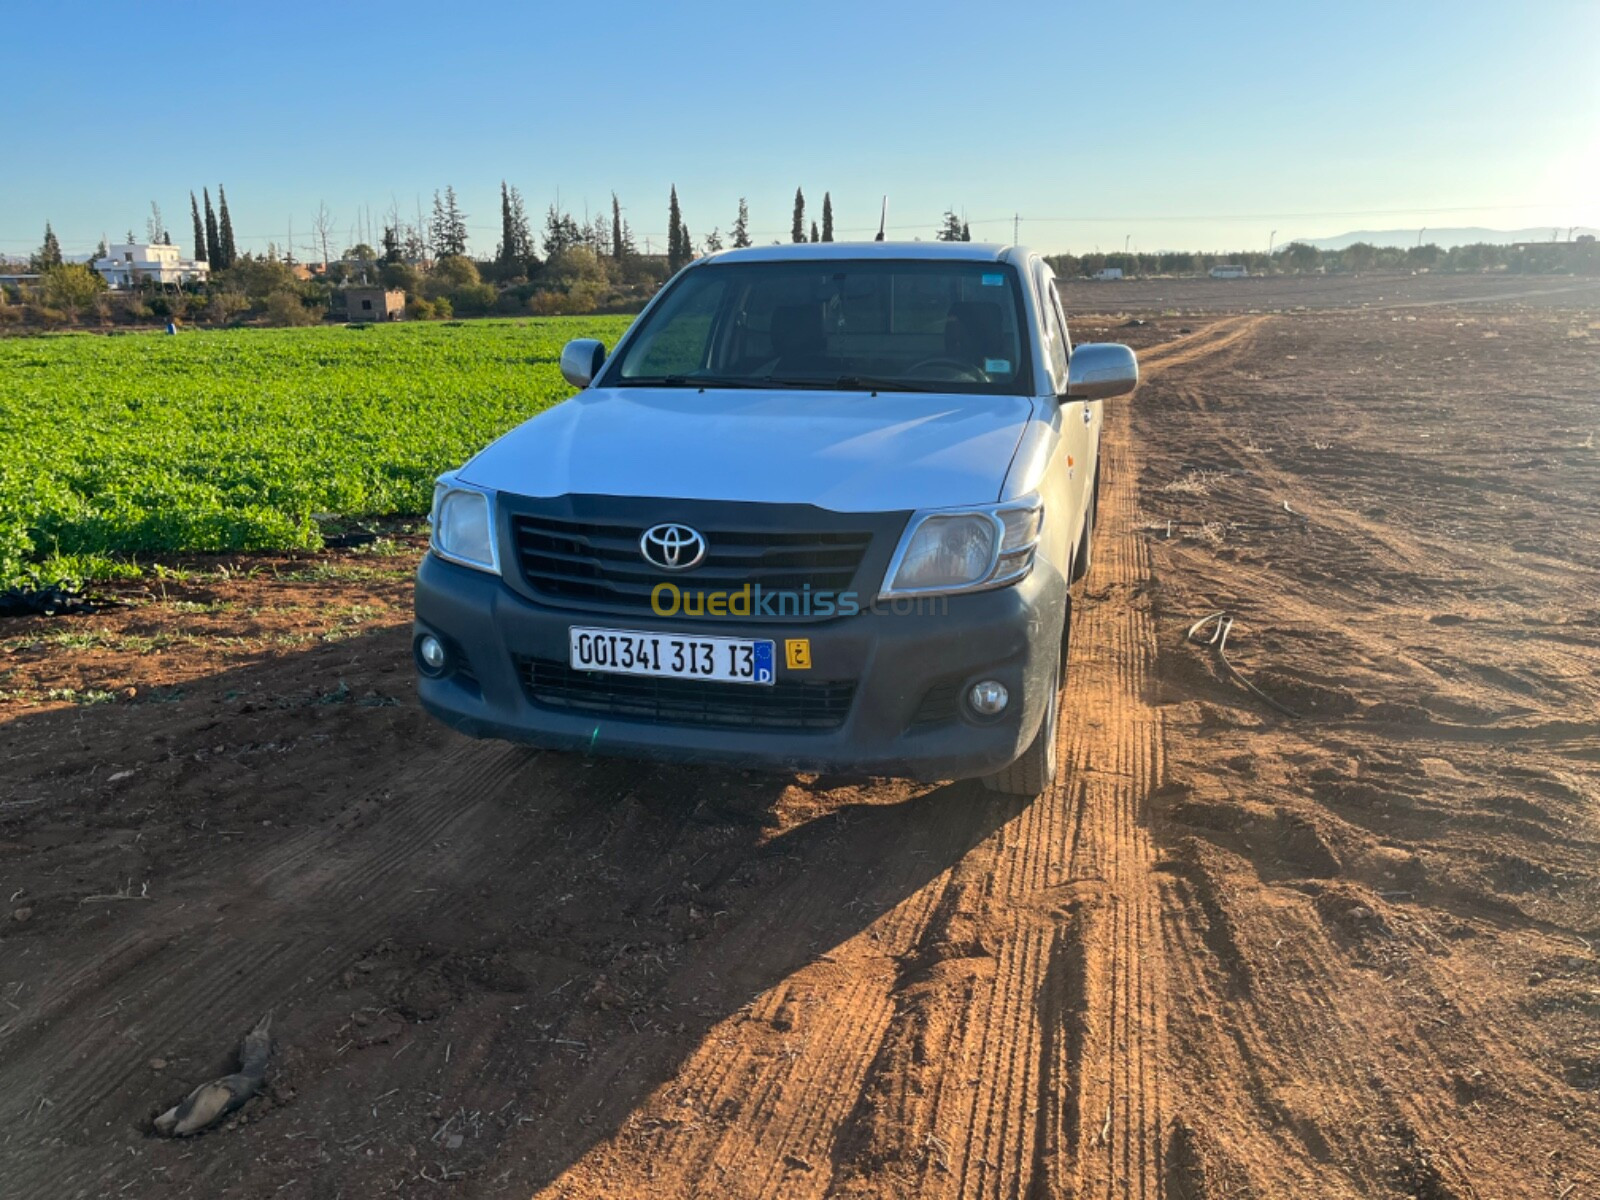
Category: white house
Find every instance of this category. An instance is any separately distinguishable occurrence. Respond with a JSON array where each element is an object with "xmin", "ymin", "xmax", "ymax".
[
  {"xmin": 92, "ymin": 242, "xmax": 210, "ymax": 288},
  {"xmin": 1209, "ymin": 264, "xmax": 1249, "ymax": 279},
  {"xmin": 1091, "ymin": 267, "xmax": 1123, "ymax": 281}
]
